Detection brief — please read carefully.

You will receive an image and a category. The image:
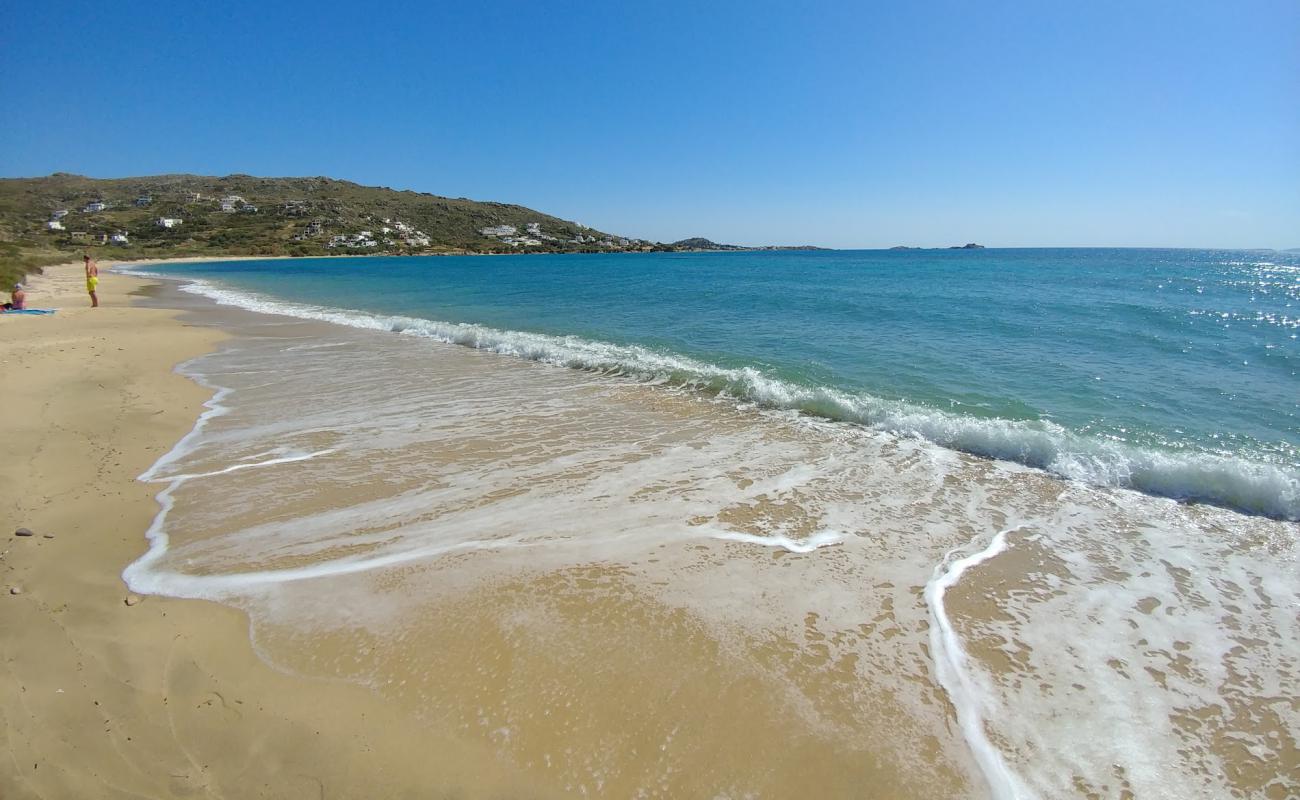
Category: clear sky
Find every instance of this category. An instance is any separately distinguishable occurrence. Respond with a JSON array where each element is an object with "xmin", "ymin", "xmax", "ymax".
[{"xmin": 2, "ymin": 1, "xmax": 1297, "ymax": 248}]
